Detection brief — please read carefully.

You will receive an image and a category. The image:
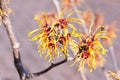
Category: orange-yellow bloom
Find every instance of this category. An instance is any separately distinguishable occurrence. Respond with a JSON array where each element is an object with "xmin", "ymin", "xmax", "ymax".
[
  {"xmin": 72, "ymin": 26, "xmax": 109, "ymax": 72},
  {"xmin": 28, "ymin": 11, "xmax": 83, "ymax": 61}
]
